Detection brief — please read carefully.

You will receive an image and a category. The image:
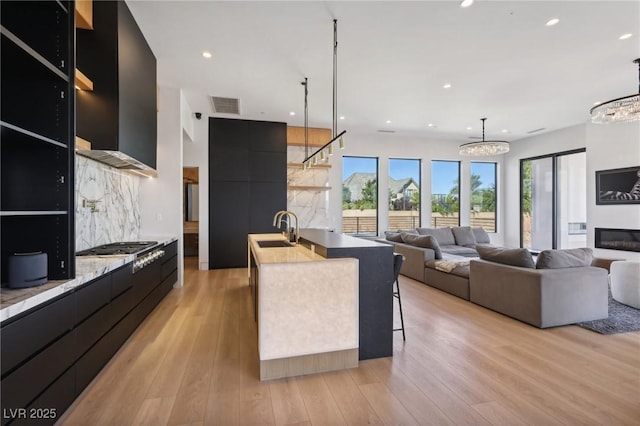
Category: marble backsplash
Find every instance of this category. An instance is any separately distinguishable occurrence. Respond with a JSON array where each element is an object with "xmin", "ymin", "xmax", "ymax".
[
  {"xmin": 287, "ymin": 146, "xmax": 332, "ymax": 230},
  {"xmin": 75, "ymin": 155, "xmax": 141, "ymax": 251}
]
